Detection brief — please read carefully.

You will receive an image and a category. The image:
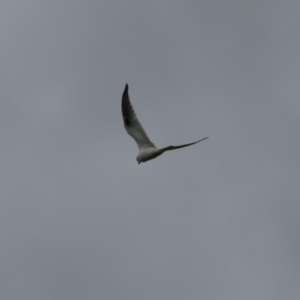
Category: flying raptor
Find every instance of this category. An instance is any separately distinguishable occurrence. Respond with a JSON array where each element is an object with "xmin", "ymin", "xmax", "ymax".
[{"xmin": 122, "ymin": 84, "xmax": 208, "ymax": 164}]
